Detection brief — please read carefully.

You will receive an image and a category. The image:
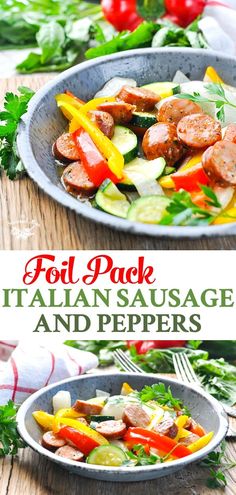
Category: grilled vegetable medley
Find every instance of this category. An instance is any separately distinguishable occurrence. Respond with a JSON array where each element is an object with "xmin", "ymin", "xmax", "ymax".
[
  {"xmin": 53, "ymin": 66, "xmax": 236, "ymax": 226},
  {"xmin": 33, "ymin": 382, "xmax": 213, "ymax": 466}
]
